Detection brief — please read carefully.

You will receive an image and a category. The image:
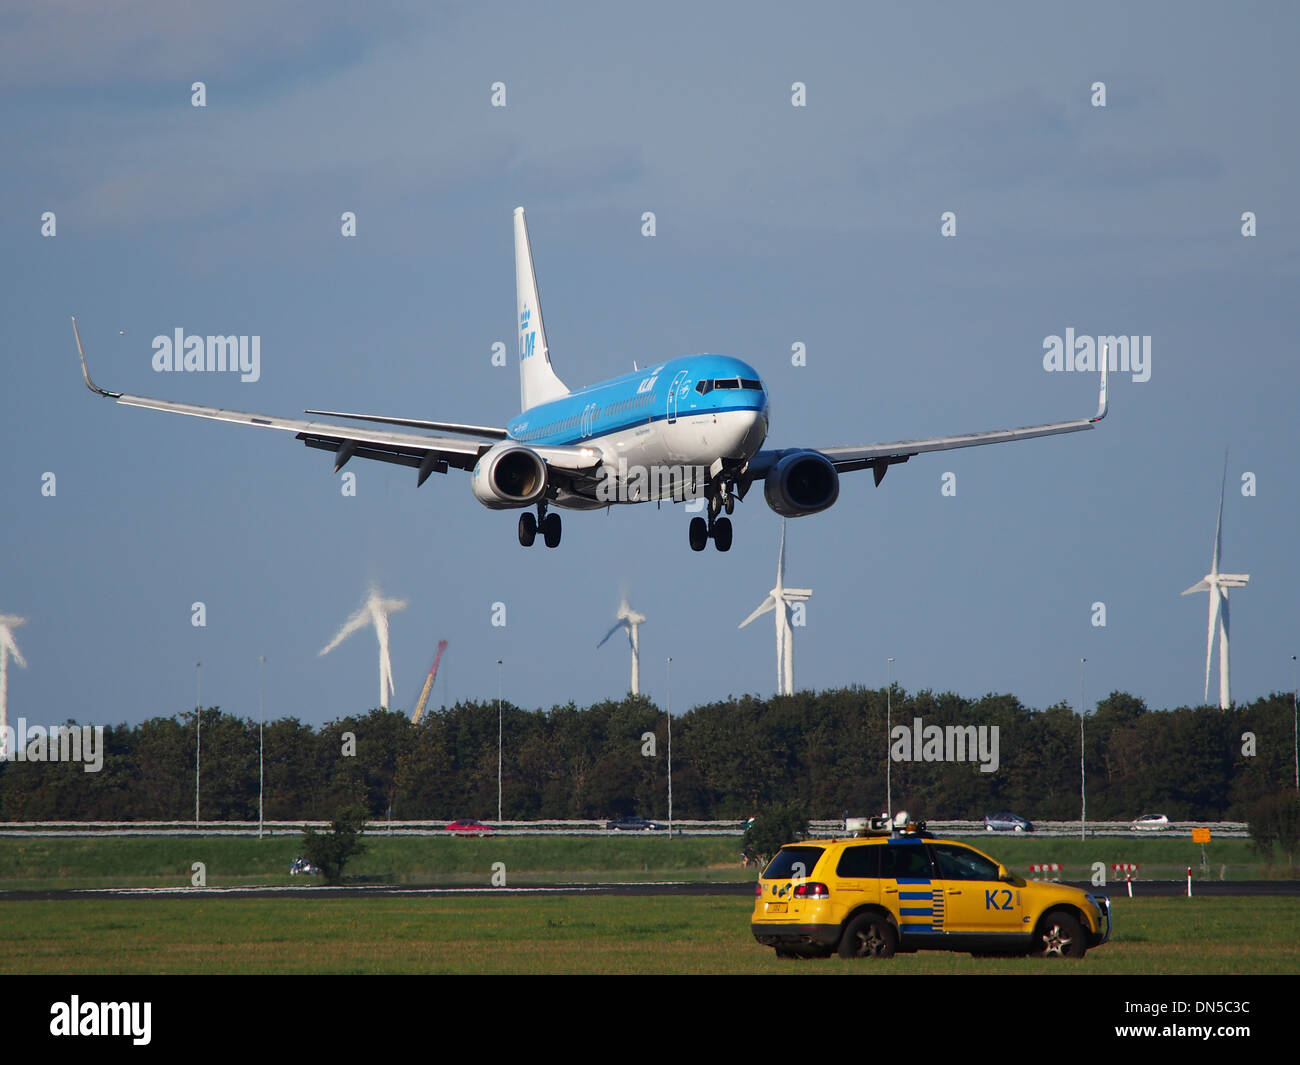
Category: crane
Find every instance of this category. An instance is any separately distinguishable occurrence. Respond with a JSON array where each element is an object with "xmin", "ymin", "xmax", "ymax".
[{"xmin": 410, "ymin": 640, "xmax": 449, "ymax": 724}]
